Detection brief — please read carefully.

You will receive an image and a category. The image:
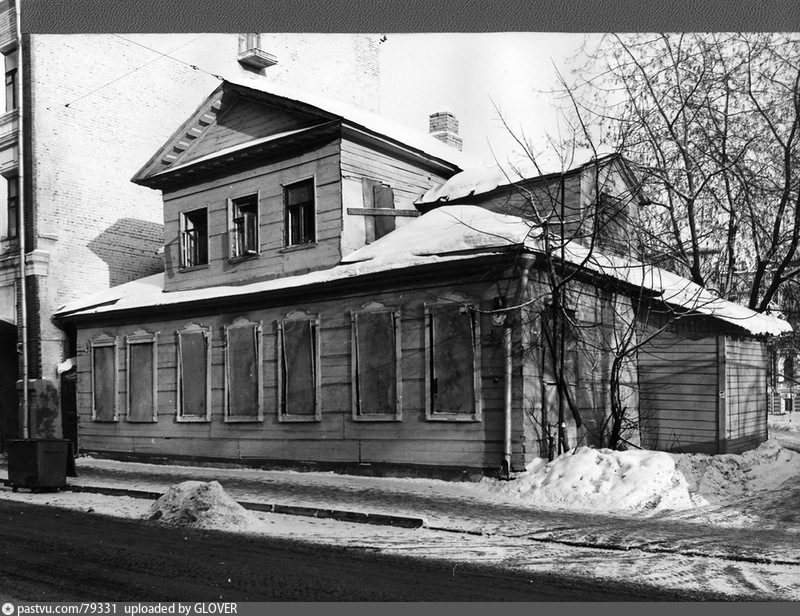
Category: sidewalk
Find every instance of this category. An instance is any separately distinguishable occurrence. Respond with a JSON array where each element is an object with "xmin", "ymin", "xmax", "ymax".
[{"xmin": 3, "ymin": 455, "xmax": 798, "ymax": 567}]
